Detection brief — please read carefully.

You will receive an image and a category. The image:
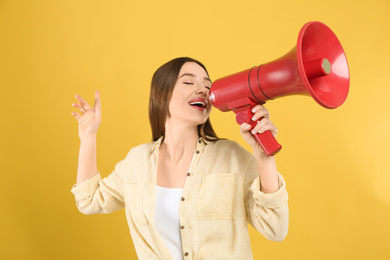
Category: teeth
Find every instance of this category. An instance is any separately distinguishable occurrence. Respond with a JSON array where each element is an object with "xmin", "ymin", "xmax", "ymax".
[{"xmin": 189, "ymin": 101, "xmax": 206, "ymax": 107}]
